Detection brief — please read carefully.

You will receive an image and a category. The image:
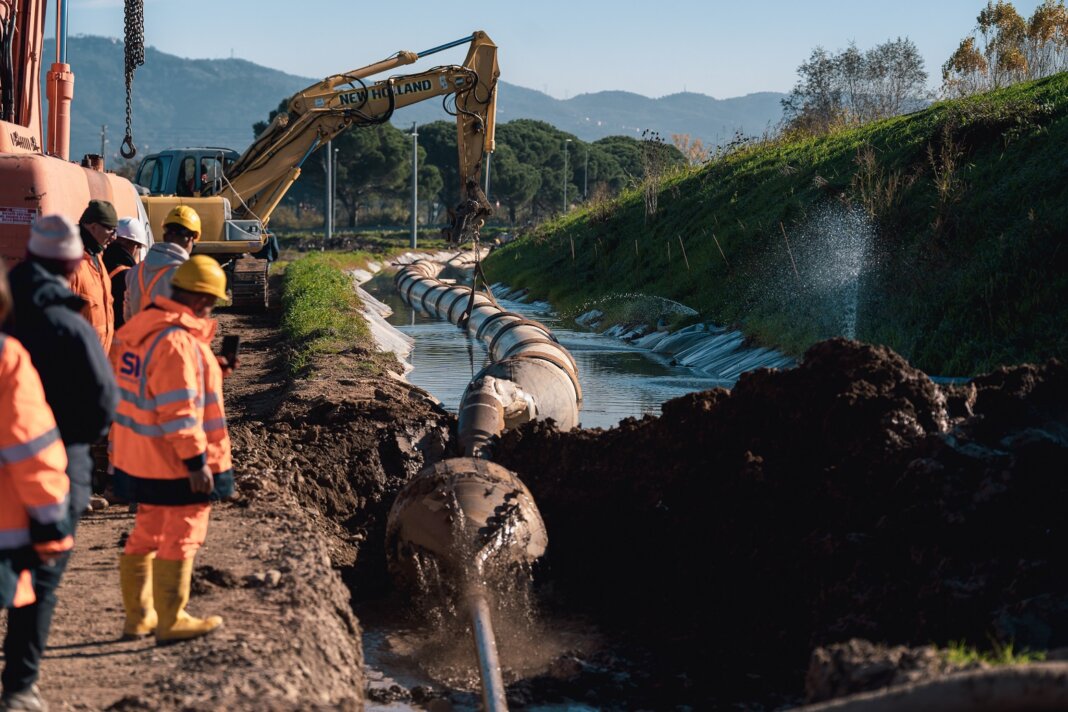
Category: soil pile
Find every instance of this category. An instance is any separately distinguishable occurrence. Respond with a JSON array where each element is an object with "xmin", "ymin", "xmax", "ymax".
[
  {"xmin": 493, "ymin": 338, "xmax": 1068, "ymax": 704},
  {"xmin": 228, "ymin": 374, "xmax": 454, "ymax": 598},
  {"xmin": 804, "ymin": 638, "xmax": 981, "ymax": 703}
]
